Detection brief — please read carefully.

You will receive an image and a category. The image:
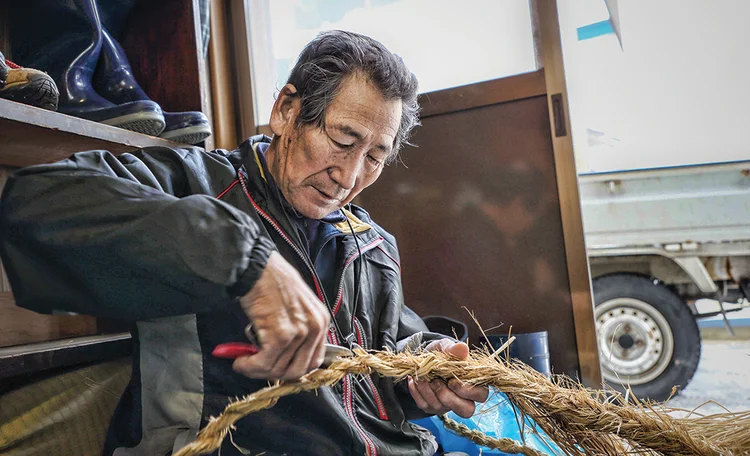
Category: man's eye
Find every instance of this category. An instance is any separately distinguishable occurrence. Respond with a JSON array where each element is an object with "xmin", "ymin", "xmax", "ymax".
[
  {"xmin": 367, "ymin": 155, "xmax": 383, "ymax": 166},
  {"xmin": 330, "ymin": 138, "xmax": 351, "ymax": 149}
]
